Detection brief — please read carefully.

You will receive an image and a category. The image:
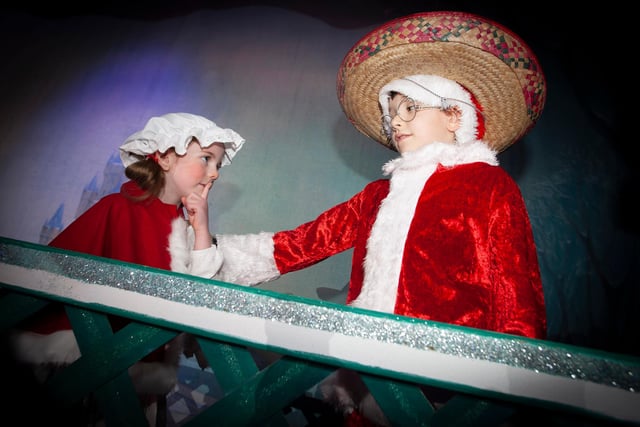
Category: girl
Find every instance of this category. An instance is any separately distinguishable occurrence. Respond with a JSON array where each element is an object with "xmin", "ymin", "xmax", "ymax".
[
  {"xmin": 47, "ymin": 112, "xmax": 244, "ymax": 279},
  {"xmin": 12, "ymin": 112, "xmax": 245, "ymax": 421}
]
